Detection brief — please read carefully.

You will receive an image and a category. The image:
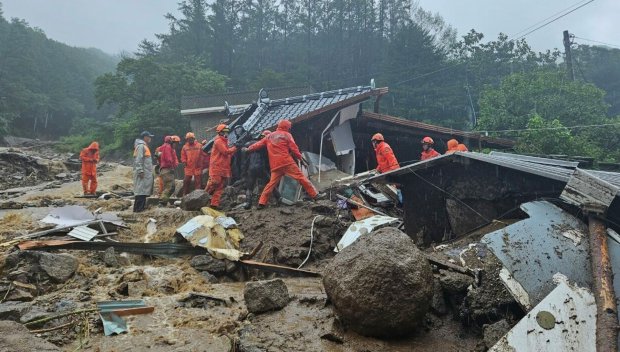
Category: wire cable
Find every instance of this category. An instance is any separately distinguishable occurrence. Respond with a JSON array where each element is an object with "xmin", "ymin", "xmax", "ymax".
[
  {"xmin": 298, "ymin": 215, "xmax": 320, "ymax": 269},
  {"xmin": 513, "ymin": 0, "xmax": 595, "ymax": 41},
  {"xmin": 509, "ymin": 0, "xmax": 590, "ymax": 39},
  {"xmin": 573, "ymin": 36, "xmax": 620, "ymax": 49},
  {"xmin": 480, "ymin": 122, "xmax": 620, "ymax": 135},
  {"xmin": 407, "ymin": 170, "xmax": 491, "ymax": 223}
]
